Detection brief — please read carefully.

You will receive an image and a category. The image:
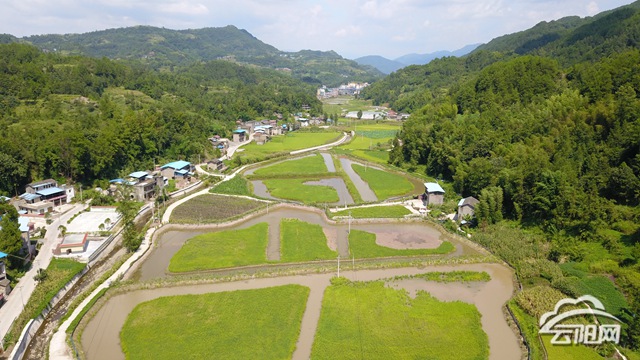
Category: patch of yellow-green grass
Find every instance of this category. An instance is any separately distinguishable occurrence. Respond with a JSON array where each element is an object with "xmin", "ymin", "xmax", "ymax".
[
  {"xmin": 311, "ymin": 278, "xmax": 488, "ymax": 359},
  {"xmin": 332, "ymin": 205, "xmax": 411, "ymax": 219},
  {"xmin": 3, "ymin": 258, "xmax": 85, "ymax": 345},
  {"xmin": 121, "ymin": 285, "xmax": 309, "ymax": 360},
  {"xmin": 253, "ymin": 153, "xmax": 328, "ymax": 177},
  {"xmin": 210, "ymin": 175, "xmax": 252, "ymax": 196},
  {"xmin": 168, "ymin": 223, "xmax": 269, "ymax": 272},
  {"xmin": 280, "ymin": 218, "xmax": 337, "ymax": 262},
  {"xmin": 348, "ymin": 229, "xmax": 454, "ymax": 258},
  {"xmin": 238, "ymin": 132, "xmax": 341, "ymax": 162},
  {"xmin": 541, "ymin": 335, "xmax": 606, "ymax": 360},
  {"xmin": 262, "ymin": 178, "xmax": 339, "ymax": 203},
  {"xmin": 351, "ymin": 164, "xmax": 414, "ymax": 200},
  {"xmin": 170, "ymin": 194, "xmax": 263, "ymax": 224}
]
